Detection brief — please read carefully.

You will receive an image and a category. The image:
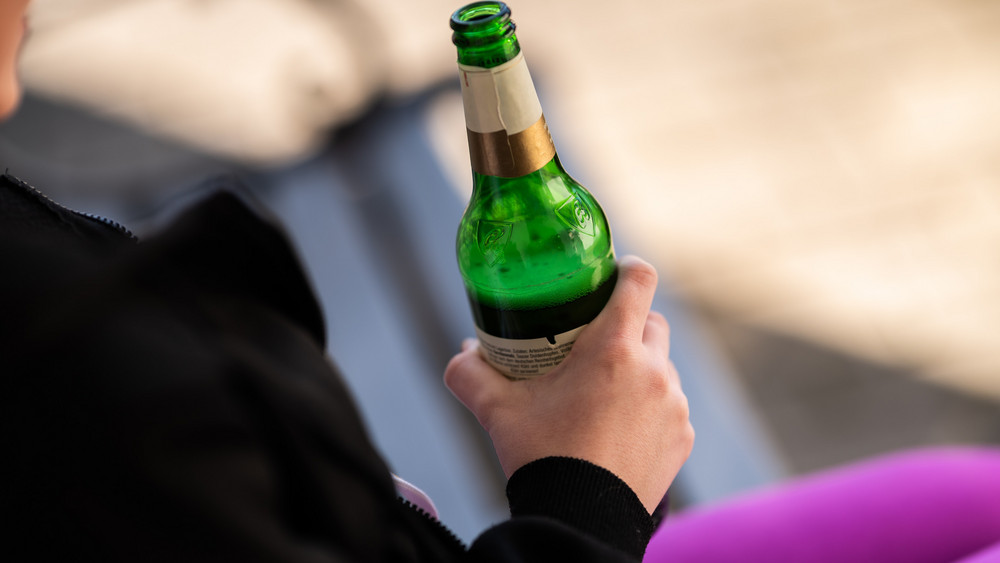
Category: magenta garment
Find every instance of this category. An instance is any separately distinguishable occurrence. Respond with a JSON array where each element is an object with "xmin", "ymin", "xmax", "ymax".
[{"xmin": 646, "ymin": 448, "xmax": 1000, "ymax": 563}]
